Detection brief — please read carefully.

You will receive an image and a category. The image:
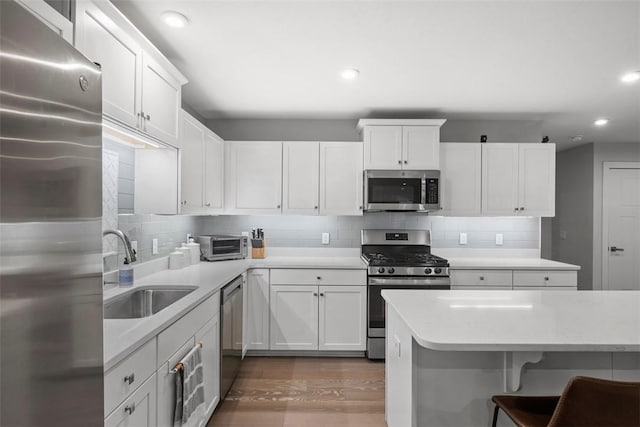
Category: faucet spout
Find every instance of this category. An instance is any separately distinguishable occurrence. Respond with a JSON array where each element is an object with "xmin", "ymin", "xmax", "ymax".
[{"xmin": 103, "ymin": 229, "xmax": 137, "ymax": 263}]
